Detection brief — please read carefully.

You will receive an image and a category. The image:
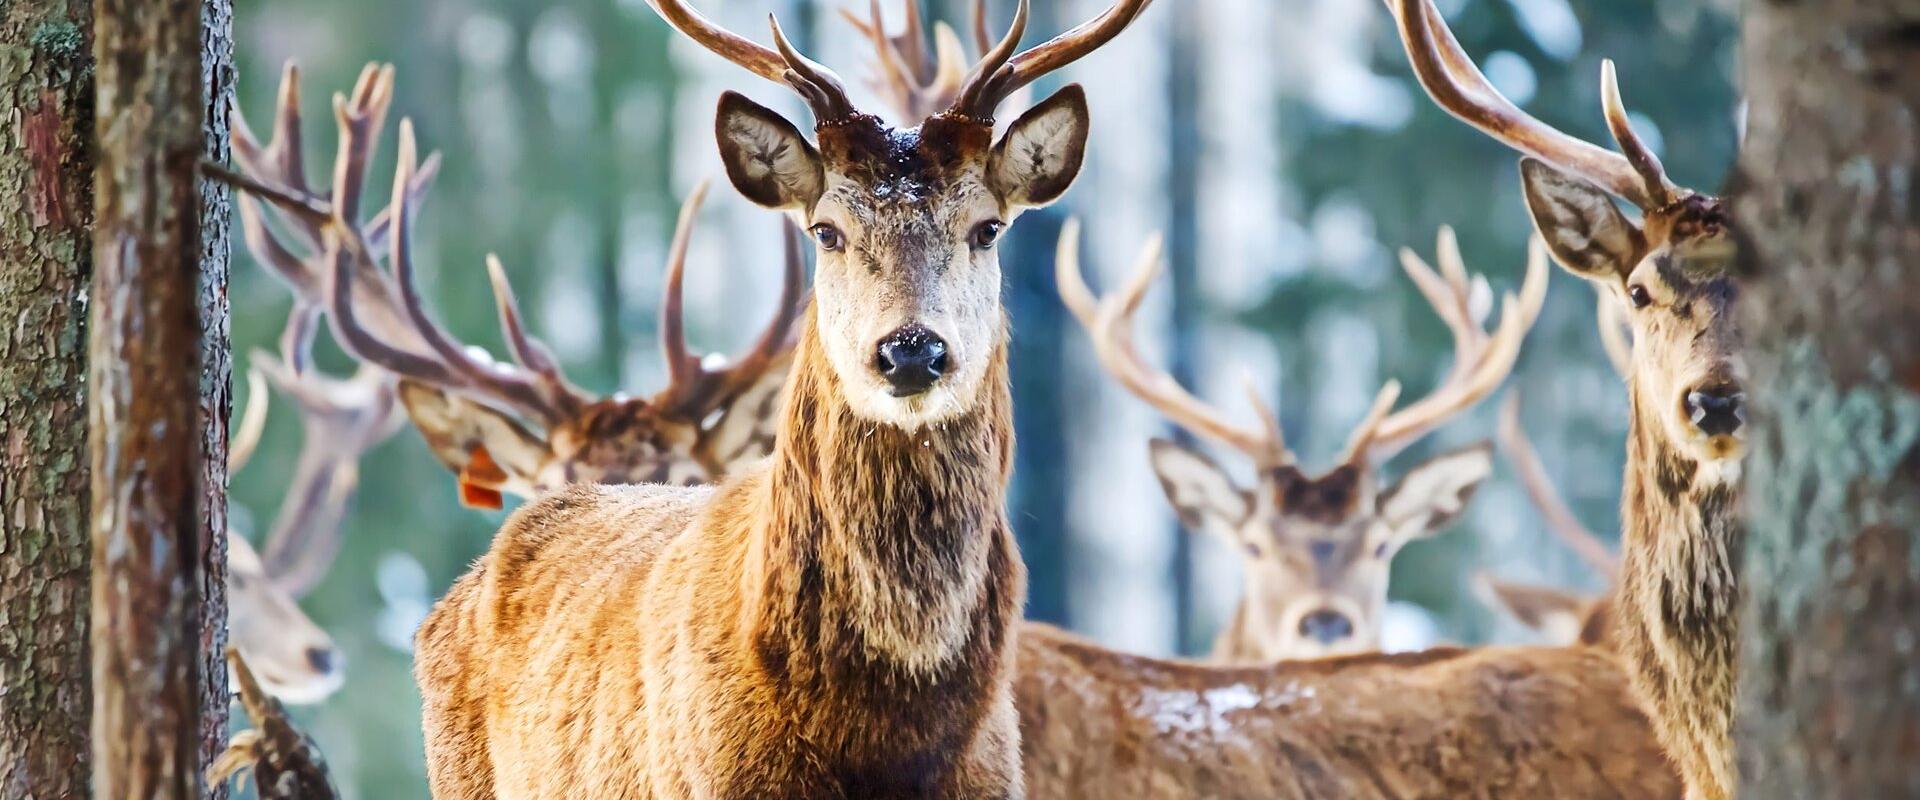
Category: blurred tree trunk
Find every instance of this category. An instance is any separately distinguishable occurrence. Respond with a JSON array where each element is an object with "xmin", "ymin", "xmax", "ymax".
[
  {"xmin": 0, "ymin": 2, "xmax": 94, "ymax": 796},
  {"xmin": 1164, "ymin": 0, "xmax": 1202, "ymax": 654},
  {"xmin": 1732, "ymin": 1, "xmax": 1920, "ymax": 797},
  {"xmin": 88, "ymin": 0, "xmax": 232, "ymax": 794}
]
